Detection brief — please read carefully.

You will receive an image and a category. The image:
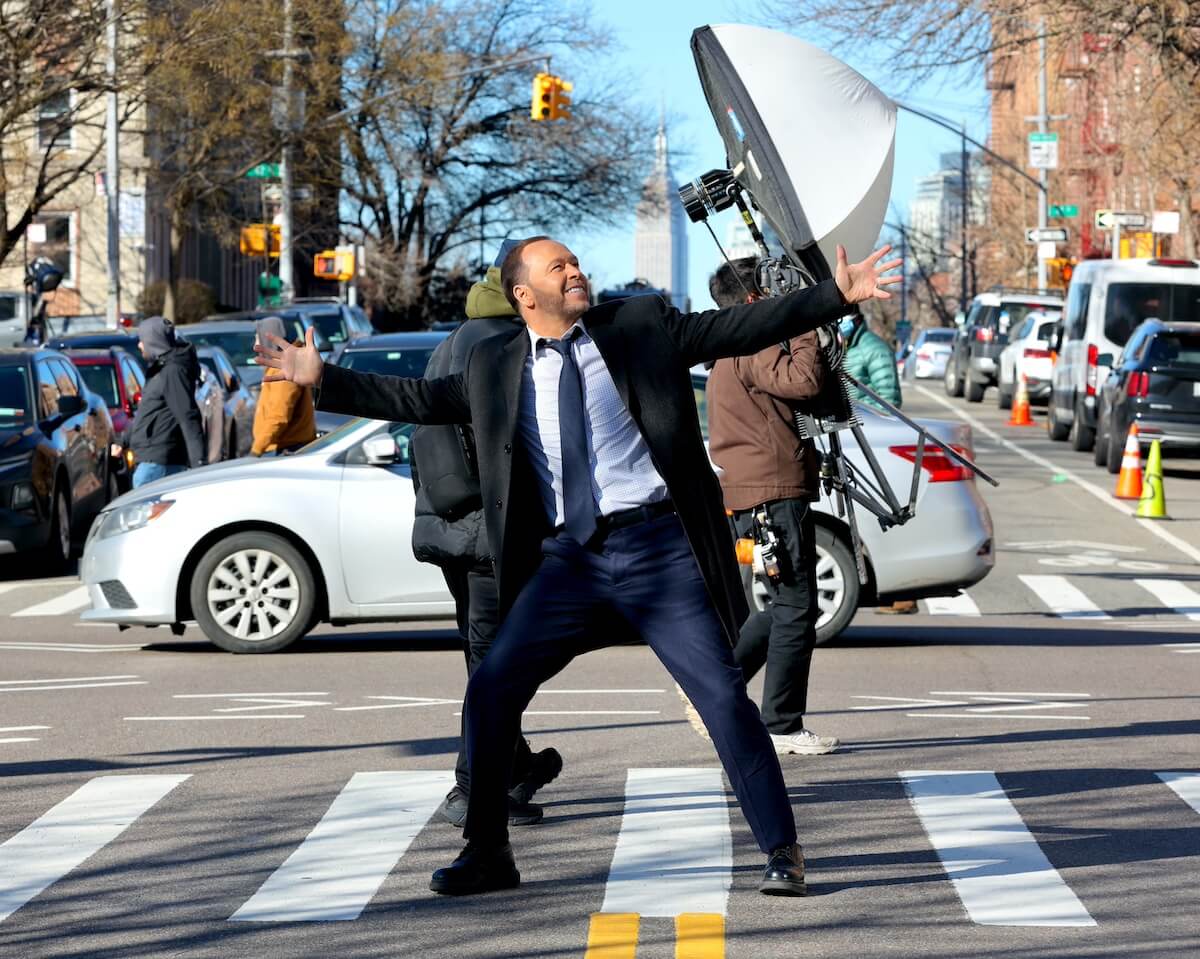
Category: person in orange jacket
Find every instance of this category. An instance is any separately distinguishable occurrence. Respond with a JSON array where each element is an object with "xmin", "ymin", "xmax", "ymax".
[{"xmin": 250, "ymin": 316, "xmax": 316, "ymax": 456}]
